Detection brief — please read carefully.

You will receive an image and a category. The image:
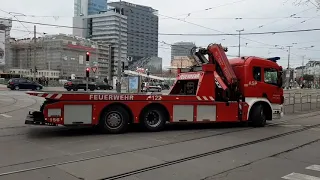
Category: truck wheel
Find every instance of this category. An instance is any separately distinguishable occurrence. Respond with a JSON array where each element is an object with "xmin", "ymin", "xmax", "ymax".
[
  {"xmin": 140, "ymin": 107, "xmax": 166, "ymax": 132},
  {"xmin": 249, "ymin": 104, "xmax": 266, "ymax": 127},
  {"xmin": 99, "ymin": 106, "xmax": 129, "ymax": 134}
]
